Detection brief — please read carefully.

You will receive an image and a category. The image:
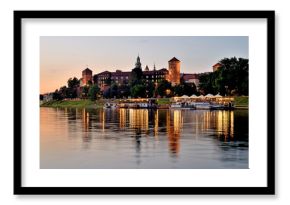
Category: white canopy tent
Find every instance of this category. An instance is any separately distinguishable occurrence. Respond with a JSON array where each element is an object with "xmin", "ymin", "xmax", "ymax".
[
  {"xmin": 214, "ymin": 94, "xmax": 223, "ymax": 98},
  {"xmin": 190, "ymin": 94, "xmax": 198, "ymax": 98},
  {"xmin": 205, "ymin": 94, "xmax": 214, "ymax": 98}
]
